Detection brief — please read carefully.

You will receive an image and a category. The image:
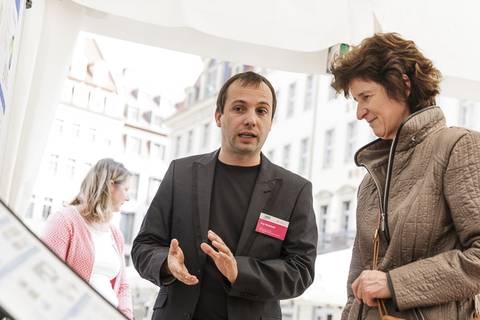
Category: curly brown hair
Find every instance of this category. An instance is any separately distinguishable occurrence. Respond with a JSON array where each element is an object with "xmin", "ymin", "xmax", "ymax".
[{"xmin": 330, "ymin": 33, "xmax": 442, "ymax": 113}]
